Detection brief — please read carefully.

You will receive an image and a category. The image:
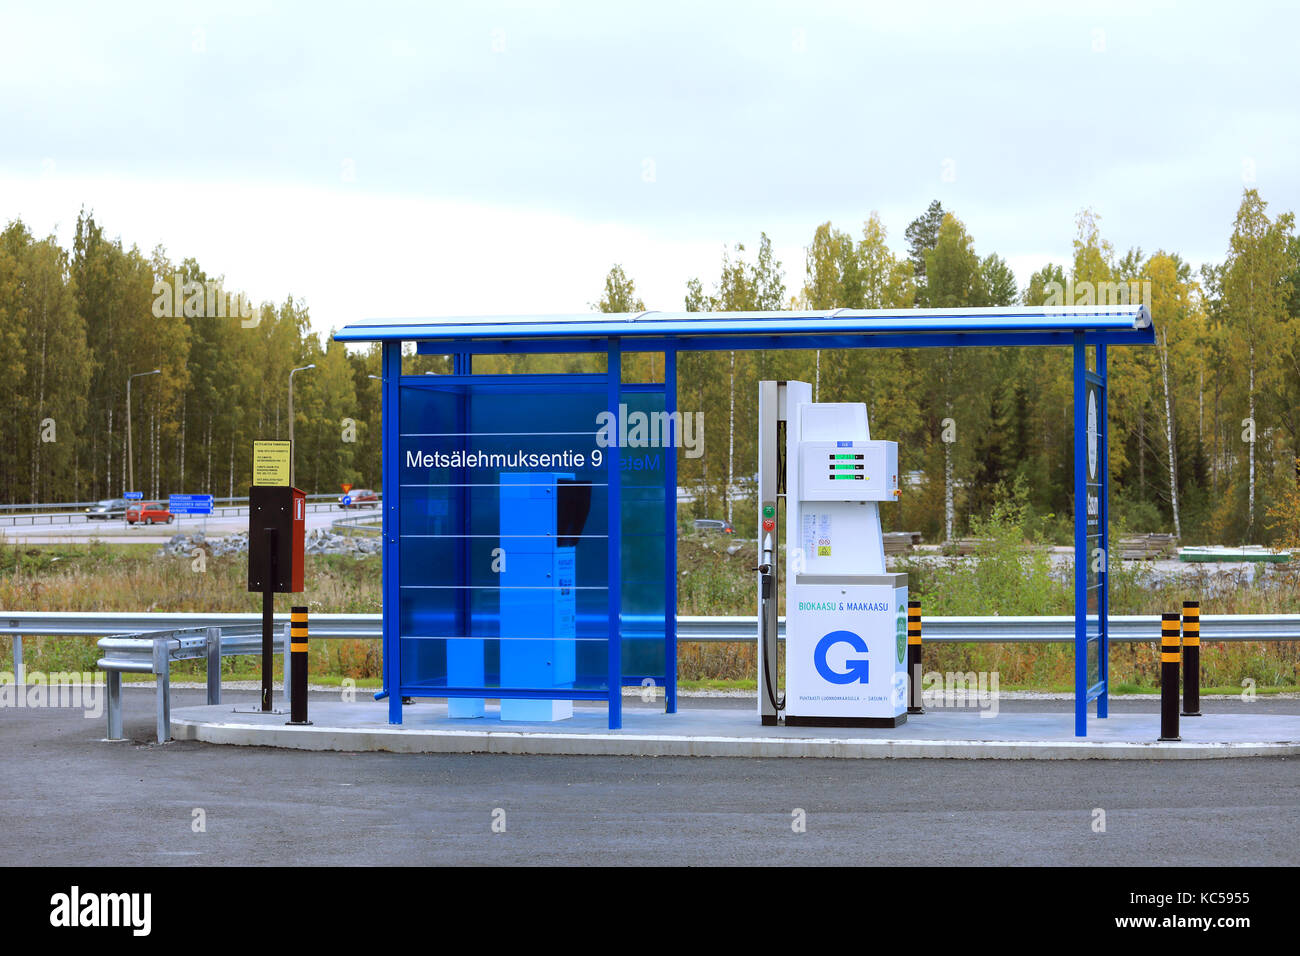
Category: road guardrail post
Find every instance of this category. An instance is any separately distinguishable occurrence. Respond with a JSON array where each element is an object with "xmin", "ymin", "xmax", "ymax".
[
  {"xmin": 206, "ymin": 626, "xmax": 221, "ymax": 705},
  {"xmin": 152, "ymin": 637, "xmax": 173, "ymax": 743},
  {"xmin": 106, "ymin": 671, "xmax": 123, "ymax": 740},
  {"xmin": 1181, "ymin": 600, "xmax": 1201, "ymax": 717},
  {"xmin": 907, "ymin": 600, "xmax": 924, "ymax": 714},
  {"xmin": 1159, "ymin": 613, "xmax": 1180, "ymax": 741}
]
